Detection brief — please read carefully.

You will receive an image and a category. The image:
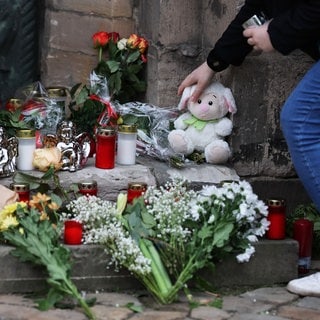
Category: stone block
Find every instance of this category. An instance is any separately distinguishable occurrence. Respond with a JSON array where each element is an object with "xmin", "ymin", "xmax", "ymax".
[
  {"xmin": 0, "ymin": 244, "xmax": 141, "ymax": 294},
  {"xmin": 0, "ymin": 240, "xmax": 298, "ymax": 294},
  {"xmin": 205, "ymin": 239, "xmax": 299, "ymax": 288},
  {"xmin": 47, "ymin": 0, "xmax": 133, "ymax": 18},
  {"xmin": 230, "ymin": 52, "xmax": 314, "ymax": 178},
  {"xmin": 41, "ymin": 49, "xmax": 96, "ymax": 88},
  {"xmin": 44, "ymin": 11, "xmax": 134, "ymax": 55},
  {"xmin": 1, "ymin": 158, "xmax": 157, "ymax": 202}
]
